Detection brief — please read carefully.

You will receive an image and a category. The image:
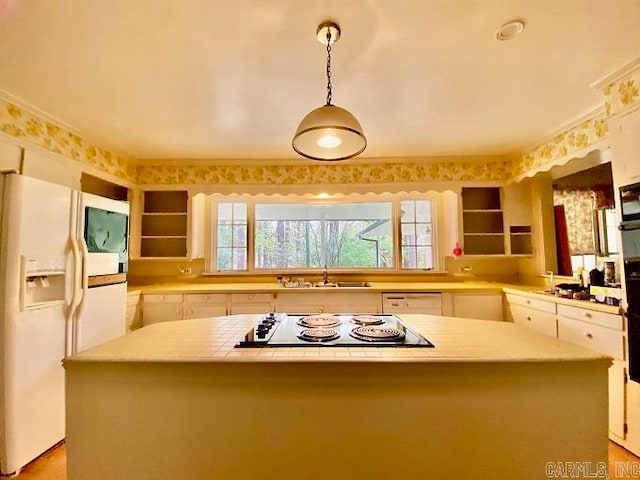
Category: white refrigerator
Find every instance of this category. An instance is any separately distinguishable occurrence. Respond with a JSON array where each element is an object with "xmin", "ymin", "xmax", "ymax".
[{"xmin": 0, "ymin": 173, "xmax": 128, "ymax": 475}]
